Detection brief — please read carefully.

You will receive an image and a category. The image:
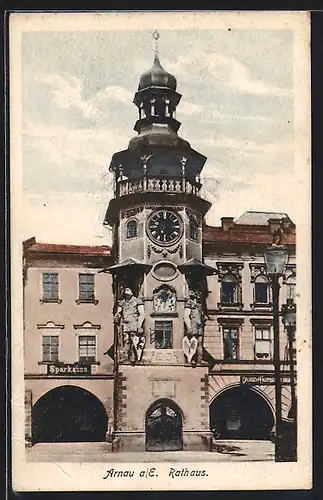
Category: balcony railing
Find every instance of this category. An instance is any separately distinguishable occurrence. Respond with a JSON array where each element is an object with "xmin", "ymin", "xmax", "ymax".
[{"xmin": 117, "ymin": 177, "xmax": 202, "ymax": 197}]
